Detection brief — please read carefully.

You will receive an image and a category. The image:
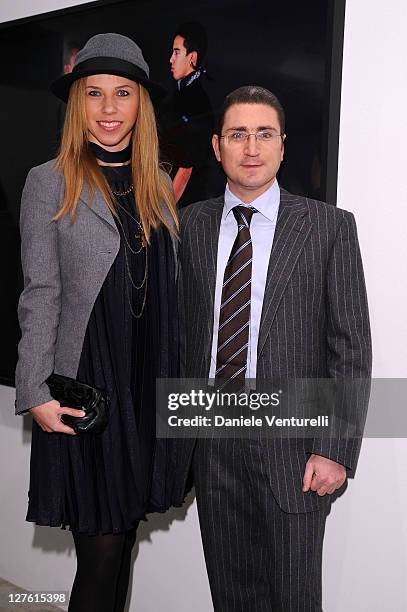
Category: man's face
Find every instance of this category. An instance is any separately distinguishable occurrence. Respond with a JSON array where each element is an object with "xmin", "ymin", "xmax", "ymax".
[
  {"xmin": 212, "ymin": 103, "xmax": 285, "ymax": 203},
  {"xmin": 170, "ymin": 35, "xmax": 195, "ymax": 81}
]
